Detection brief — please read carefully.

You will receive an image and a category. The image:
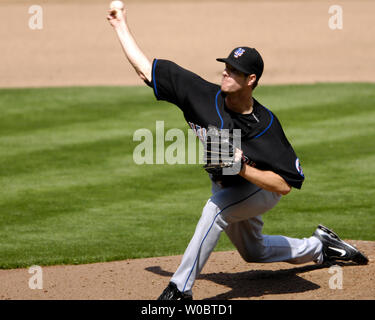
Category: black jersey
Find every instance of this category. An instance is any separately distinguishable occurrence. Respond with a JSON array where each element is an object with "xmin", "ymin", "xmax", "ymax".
[{"xmin": 146, "ymin": 59, "xmax": 305, "ymax": 189}]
